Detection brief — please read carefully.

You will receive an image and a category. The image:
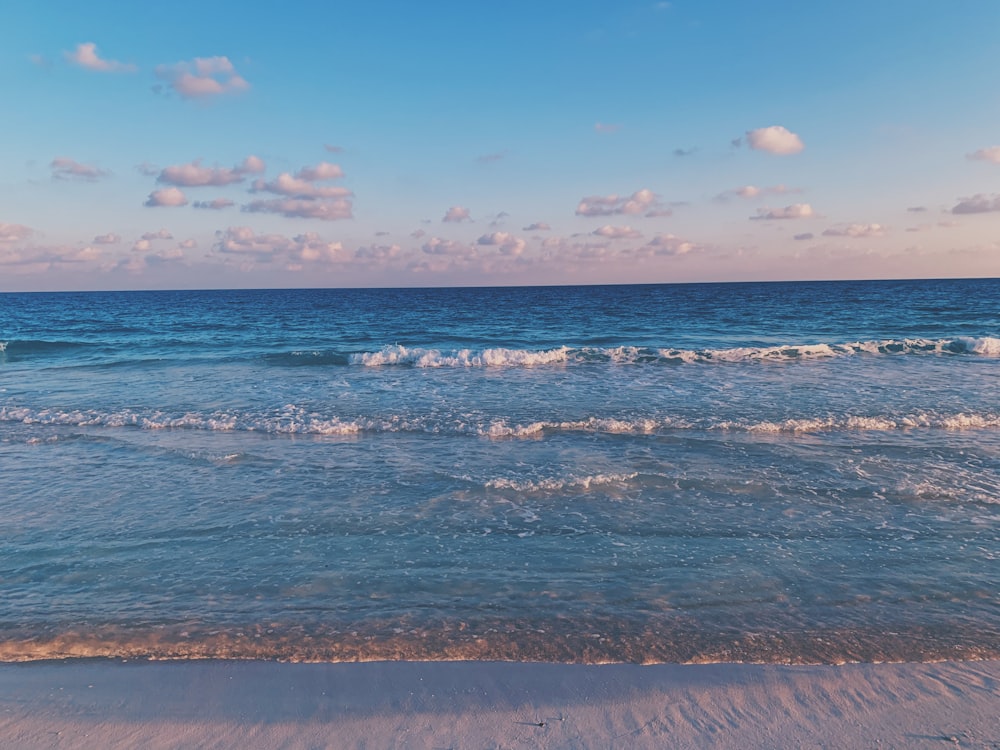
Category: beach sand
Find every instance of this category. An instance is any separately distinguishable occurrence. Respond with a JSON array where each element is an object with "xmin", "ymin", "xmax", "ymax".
[{"xmin": 0, "ymin": 659, "xmax": 998, "ymax": 749}]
